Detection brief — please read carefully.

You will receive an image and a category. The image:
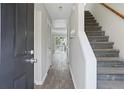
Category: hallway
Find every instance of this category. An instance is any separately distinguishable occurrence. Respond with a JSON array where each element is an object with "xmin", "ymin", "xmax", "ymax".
[{"xmin": 34, "ymin": 49, "xmax": 74, "ymax": 89}]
